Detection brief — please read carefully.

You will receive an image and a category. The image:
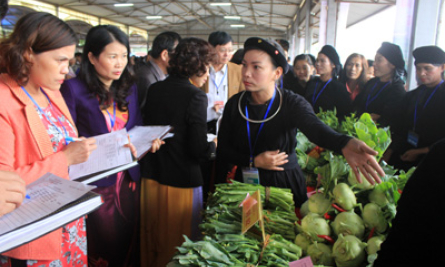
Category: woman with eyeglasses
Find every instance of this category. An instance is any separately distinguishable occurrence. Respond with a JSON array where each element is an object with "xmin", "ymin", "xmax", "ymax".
[{"xmin": 289, "ymin": 54, "xmax": 316, "ymax": 96}]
